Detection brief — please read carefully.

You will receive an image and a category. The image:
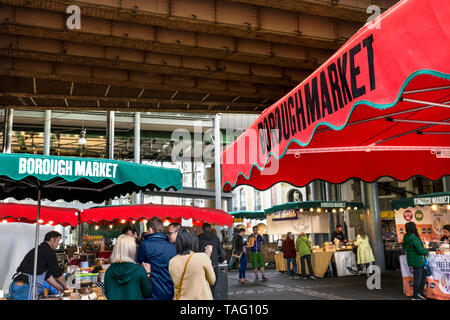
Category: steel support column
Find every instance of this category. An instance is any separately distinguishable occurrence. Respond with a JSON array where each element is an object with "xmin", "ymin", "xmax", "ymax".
[
  {"xmin": 361, "ymin": 181, "xmax": 386, "ymax": 272},
  {"xmin": 2, "ymin": 108, "xmax": 13, "ymax": 153},
  {"xmin": 43, "ymin": 110, "xmax": 51, "ymax": 155},
  {"xmin": 214, "ymin": 113, "xmax": 222, "ymax": 210},
  {"xmin": 443, "ymin": 176, "xmax": 450, "ymax": 192},
  {"xmin": 132, "ymin": 112, "xmax": 142, "ymax": 205},
  {"xmin": 106, "ymin": 111, "xmax": 115, "ymax": 159}
]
